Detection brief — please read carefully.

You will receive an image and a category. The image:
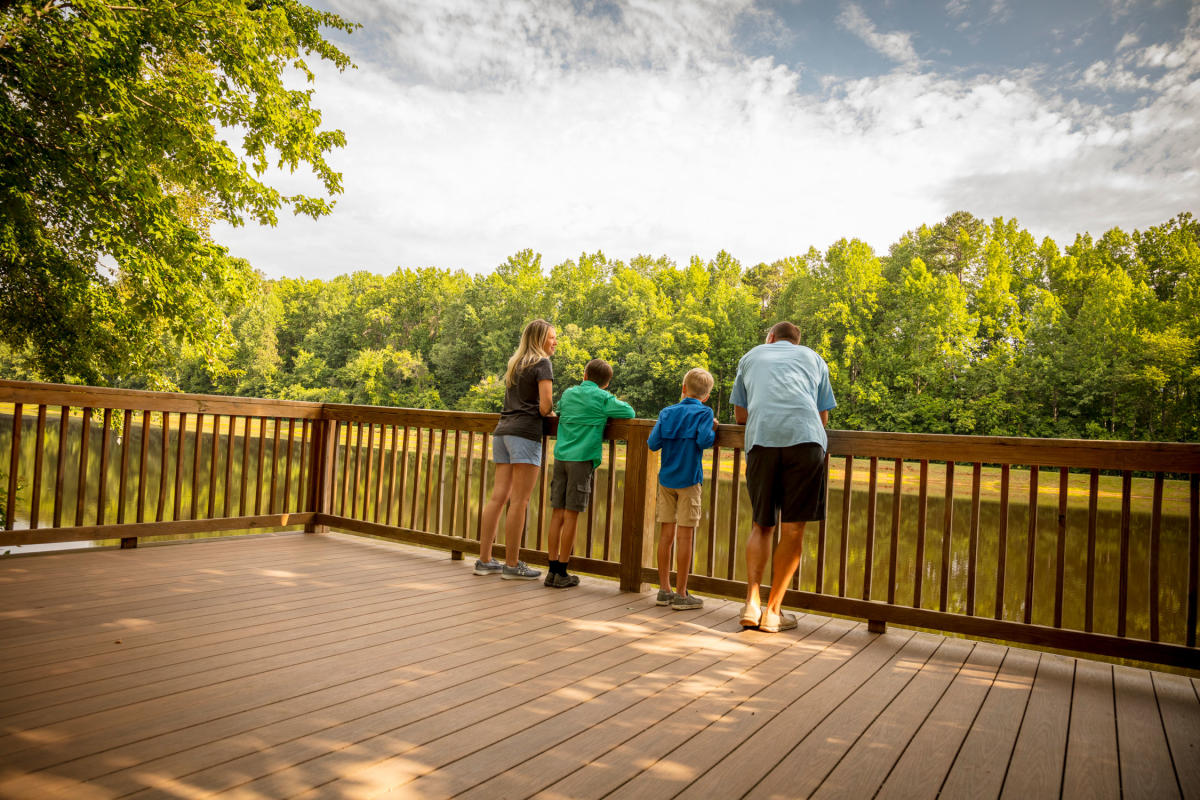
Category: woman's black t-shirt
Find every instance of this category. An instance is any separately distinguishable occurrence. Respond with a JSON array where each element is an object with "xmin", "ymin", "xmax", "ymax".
[{"xmin": 492, "ymin": 358, "xmax": 553, "ymax": 442}]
